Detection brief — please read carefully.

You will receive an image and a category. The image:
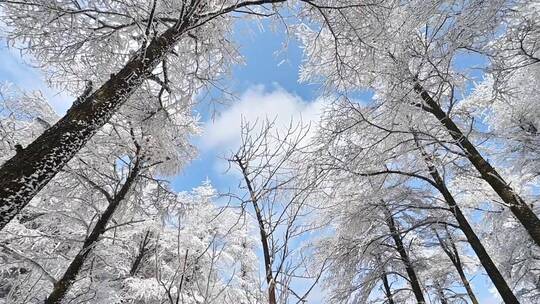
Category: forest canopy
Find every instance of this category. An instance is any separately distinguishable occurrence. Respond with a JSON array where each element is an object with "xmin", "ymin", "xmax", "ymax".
[{"xmin": 0, "ymin": 1, "xmax": 539, "ymax": 303}]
